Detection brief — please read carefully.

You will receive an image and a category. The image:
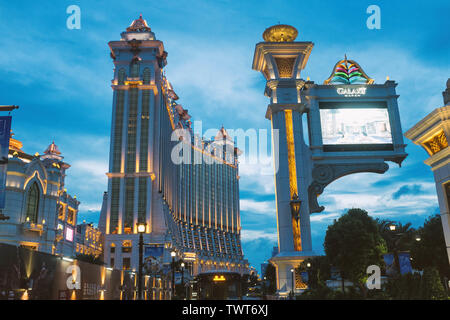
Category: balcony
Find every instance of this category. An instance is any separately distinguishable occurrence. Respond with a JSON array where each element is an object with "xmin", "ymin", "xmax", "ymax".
[{"xmin": 22, "ymin": 222, "xmax": 44, "ymax": 235}]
